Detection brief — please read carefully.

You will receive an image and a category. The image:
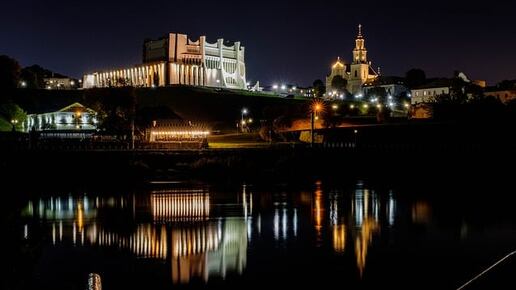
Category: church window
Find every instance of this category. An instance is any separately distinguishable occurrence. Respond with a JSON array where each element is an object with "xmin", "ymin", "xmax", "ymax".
[{"xmin": 354, "ymin": 70, "xmax": 358, "ymax": 77}]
